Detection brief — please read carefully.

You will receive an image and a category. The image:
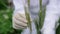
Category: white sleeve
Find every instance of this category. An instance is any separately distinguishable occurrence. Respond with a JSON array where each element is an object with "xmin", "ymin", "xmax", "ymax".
[
  {"xmin": 13, "ymin": 0, "xmax": 25, "ymax": 14},
  {"xmin": 41, "ymin": 0, "xmax": 60, "ymax": 34}
]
